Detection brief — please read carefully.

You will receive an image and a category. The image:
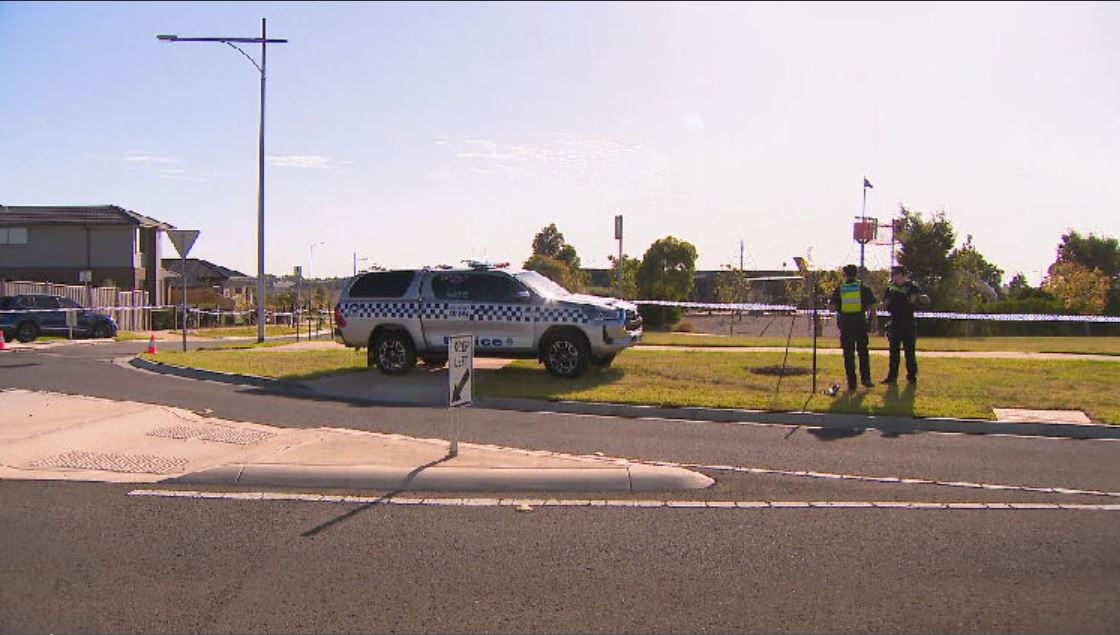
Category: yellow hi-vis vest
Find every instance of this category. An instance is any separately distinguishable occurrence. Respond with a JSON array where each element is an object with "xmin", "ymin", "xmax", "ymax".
[{"xmin": 839, "ymin": 282, "xmax": 863, "ymax": 314}]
